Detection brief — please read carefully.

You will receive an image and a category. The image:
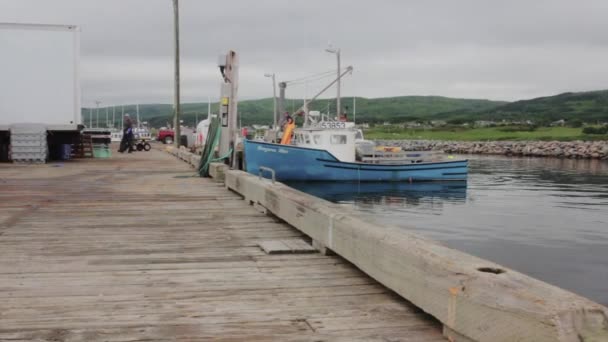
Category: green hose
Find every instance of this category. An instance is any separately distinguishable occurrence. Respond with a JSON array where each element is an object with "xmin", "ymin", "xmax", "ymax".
[
  {"xmin": 200, "ymin": 147, "xmax": 232, "ymax": 176},
  {"xmin": 198, "ymin": 117, "xmax": 223, "ymax": 177}
]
